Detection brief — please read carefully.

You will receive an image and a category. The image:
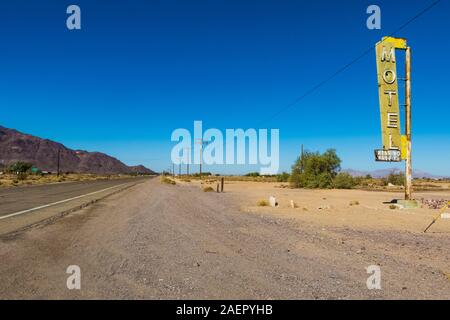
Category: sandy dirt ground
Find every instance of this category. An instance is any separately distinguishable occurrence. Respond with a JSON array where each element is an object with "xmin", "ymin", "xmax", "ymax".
[{"xmin": 0, "ymin": 178, "xmax": 449, "ymax": 299}]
